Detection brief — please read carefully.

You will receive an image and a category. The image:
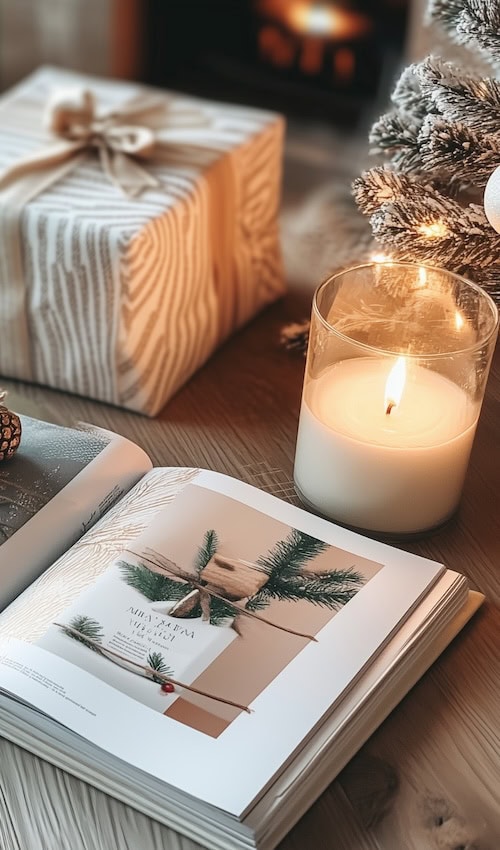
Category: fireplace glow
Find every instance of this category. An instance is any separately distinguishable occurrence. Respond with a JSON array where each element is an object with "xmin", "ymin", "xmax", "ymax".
[
  {"xmin": 145, "ymin": 0, "xmax": 410, "ymax": 130},
  {"xmin": 258, "ymin": 25, "xmax": 295, "ymax": 67},
  {"xmin": 333, "ymin": 46, "xmax": 355, "ymax": 83},
  {"xmin": 255, "ymin": 0, "xmax": 373, "ymax": 82},
  {"xmin": 286, "ymin": 1, "xmax": 371, "ymax": 40},
  {"xmin": 301, "ymin": 4, "xmax": 333, "ymax": 35}
]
